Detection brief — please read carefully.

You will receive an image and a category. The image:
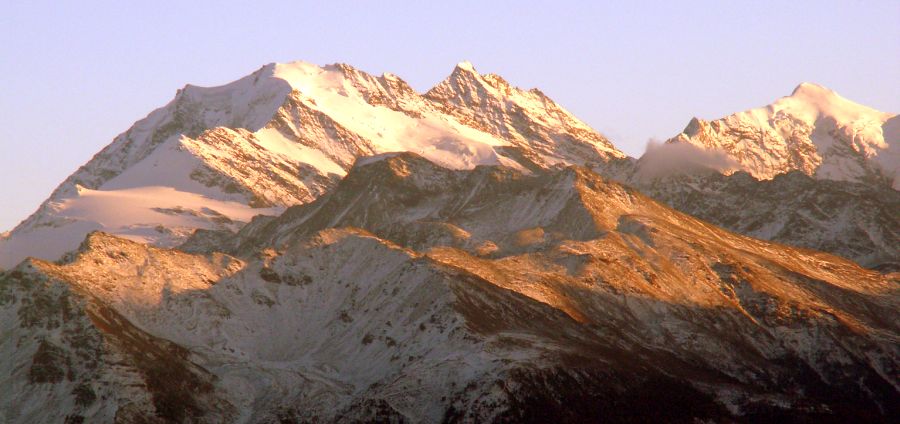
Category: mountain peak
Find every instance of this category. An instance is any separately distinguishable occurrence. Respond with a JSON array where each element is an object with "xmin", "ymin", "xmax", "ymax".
[
  {"xmin": 791, "ymin": 81, "xmax": 830, "ymax": 95},
  {"xmin": 788, "ymin": 82, "xmax": 841, "ymax": 104},
  {"xmin": 425, "ymin": 62, "xmax": 626, "ymax": 163},
  {"xmin": 454, "ymin": 60, "xmax": 476, "ymax": 73},
  {"xmin": 2, "ymin": 58, "xmax": 634, "ymax": 268},
  {"xmin": 683, "ymin": 116, "xmax": 706, "ymax": 136},
  {"xmin": 777, "ymin": 81, "xmax": 893, "ymax": 126},
  {"xmin": 666, "ymin": 80, "xmax": 896, "ymax": 189}
]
